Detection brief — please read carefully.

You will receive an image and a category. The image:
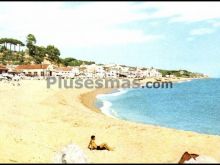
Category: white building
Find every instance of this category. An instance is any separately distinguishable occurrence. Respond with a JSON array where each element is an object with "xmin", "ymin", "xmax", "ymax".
[
  {"xmin": 72, "ymin": 67, "xmax": 80, "ymax": 76},
  {"xmin": 95, "ymin": 65, "xmax": 105, "ymax": 78},
  {"xmin": 103, "ymin": 64, "xmax": 119, "ymax": 78},
  {"xmin": 149, "ymin": 68, "xmax": 162, "ymax": 77},
  {"xmin": 15, "ymin": 64, "xmax": 54, "ymax": 77},
  {"xmin": 54, "ymin": 66, "xmax": 80, "ymax": 78},
  {"xmin": 140, "ymin": 68, "xmax": 162, "ymax": 78},
  {"xmin": 105, "ymin": 69, "xmax": 118, "ymax": 78}
]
